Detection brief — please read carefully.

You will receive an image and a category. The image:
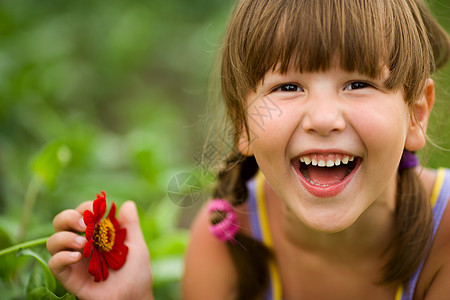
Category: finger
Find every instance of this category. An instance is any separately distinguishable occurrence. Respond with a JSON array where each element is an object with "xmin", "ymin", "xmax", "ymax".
[
  {"xmin": 75, "ymin": 201, "xmax": 93, "ymax": 215},
  {"xmin": 53, "ymin": 209, "xmax": 86, "ymax": 232},
  {"xmin": 118, "ymin": 201, "xmax": 142, "ymax": 233},
  {"xmin": 48, "ymin": 250, "xmax": 82, "ymax": 281},
  {"xmin": 47, "ymin": 231, "xmax": 86, "ymax": 255},
  {"xmin": 118, "ymin": 201, "xmax": 147, "ymax": 245}
]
